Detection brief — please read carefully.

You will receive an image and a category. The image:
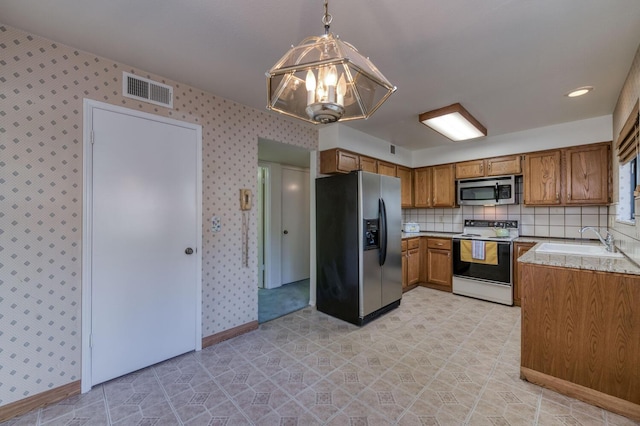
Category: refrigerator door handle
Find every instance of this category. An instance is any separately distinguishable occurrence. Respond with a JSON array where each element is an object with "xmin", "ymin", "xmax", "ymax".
[{"xmin": 379, "ymin": 198, "xmax": 387, "ymax": 266}]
